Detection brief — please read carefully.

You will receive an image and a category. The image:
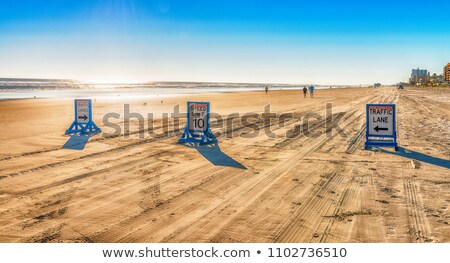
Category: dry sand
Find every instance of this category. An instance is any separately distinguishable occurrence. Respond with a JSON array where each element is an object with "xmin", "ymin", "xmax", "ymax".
[{"xmin": 0, "ymin": 87, "xmax": 449, "ymax": 243}]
